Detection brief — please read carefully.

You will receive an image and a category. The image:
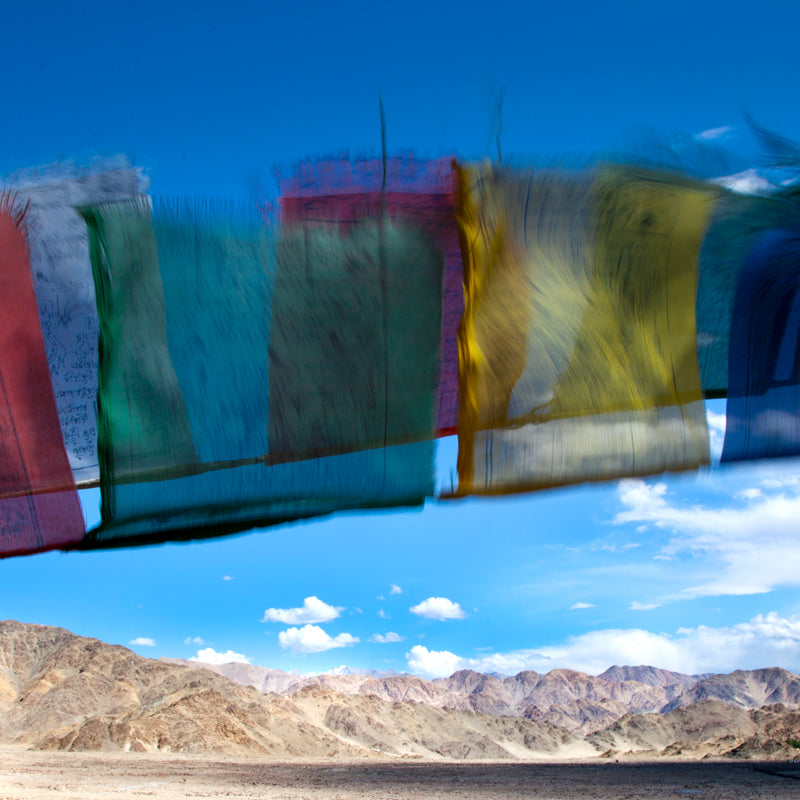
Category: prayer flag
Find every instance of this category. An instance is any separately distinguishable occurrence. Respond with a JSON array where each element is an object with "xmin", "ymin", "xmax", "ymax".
[
  {"xmin": 268, "ymin": 219, "xmax": 444, "ymax": 461},
  {"xmin": 3, "ymin": 162, "xmax": 148, "ymax": 484},
  {"xmin": 697, "ymin": 191, "xmax": 800, "ymax": 395},
  {"xmin": 0, "ymin": 196, "xmax": 84, "ymax": 556},
  {"xmin": 722, "ymin": 228, "xmax": 800, "ymax": 462},
  {"xmin": 80, "ymin": 200, "xmax": 435, "ymax": 547},
  {"xmin": 454, "ymin": 165, "xmax": 715, "ymax": 495},
  {"xmin": 277, "ymin": 156, "xmax": 461, "ymax": 434}
]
